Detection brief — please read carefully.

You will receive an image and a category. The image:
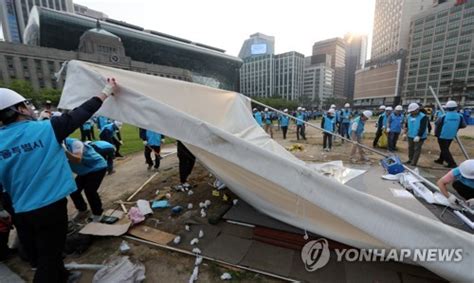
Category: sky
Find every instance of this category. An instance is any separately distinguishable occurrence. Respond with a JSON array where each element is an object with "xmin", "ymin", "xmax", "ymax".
[{"xmin": 75, "ymin": 0, "xmax": 376, "ymax": 58}]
